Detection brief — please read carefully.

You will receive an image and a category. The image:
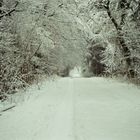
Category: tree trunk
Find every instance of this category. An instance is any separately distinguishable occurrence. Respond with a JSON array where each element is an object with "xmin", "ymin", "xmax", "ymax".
[
  {"xmin": 0, "ymin": 0, "xmax": 3, "ymax": 14},
  {"xmin": 104, "ymin": 0, "xmax": 134, "ymax": 77}
]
